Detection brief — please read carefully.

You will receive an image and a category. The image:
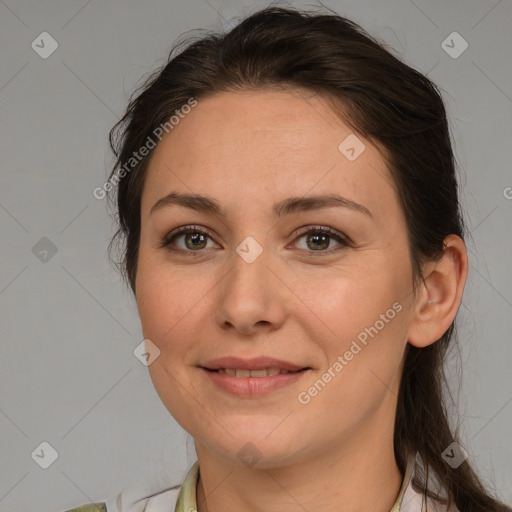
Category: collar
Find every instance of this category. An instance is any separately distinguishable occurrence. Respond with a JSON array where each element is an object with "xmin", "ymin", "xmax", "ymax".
[{"xmin": 175, "ymin": 455, "xmax": 416, "ymax": 512}]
